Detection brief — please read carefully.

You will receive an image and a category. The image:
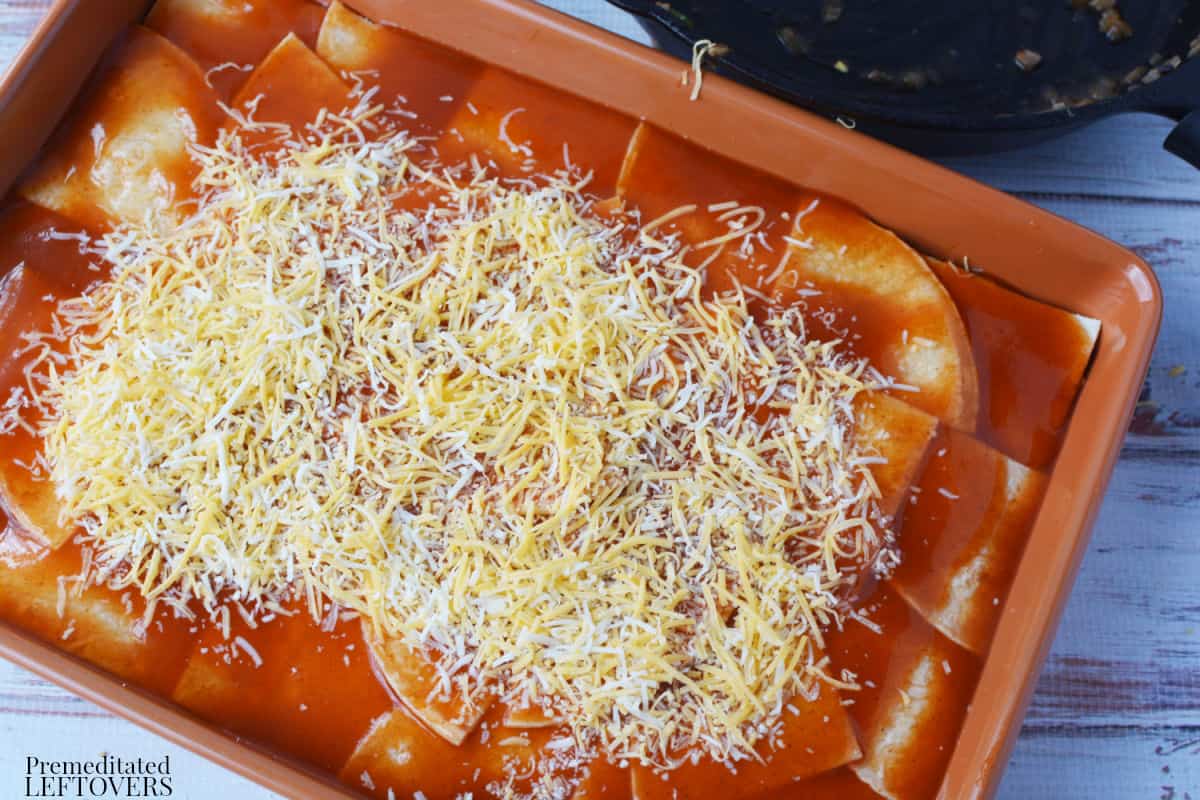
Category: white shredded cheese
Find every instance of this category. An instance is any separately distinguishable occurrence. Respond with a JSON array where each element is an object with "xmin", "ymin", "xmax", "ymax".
[{"xmin": 11, "ymin": 99, "xmax": 892, "ymax": 769}]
